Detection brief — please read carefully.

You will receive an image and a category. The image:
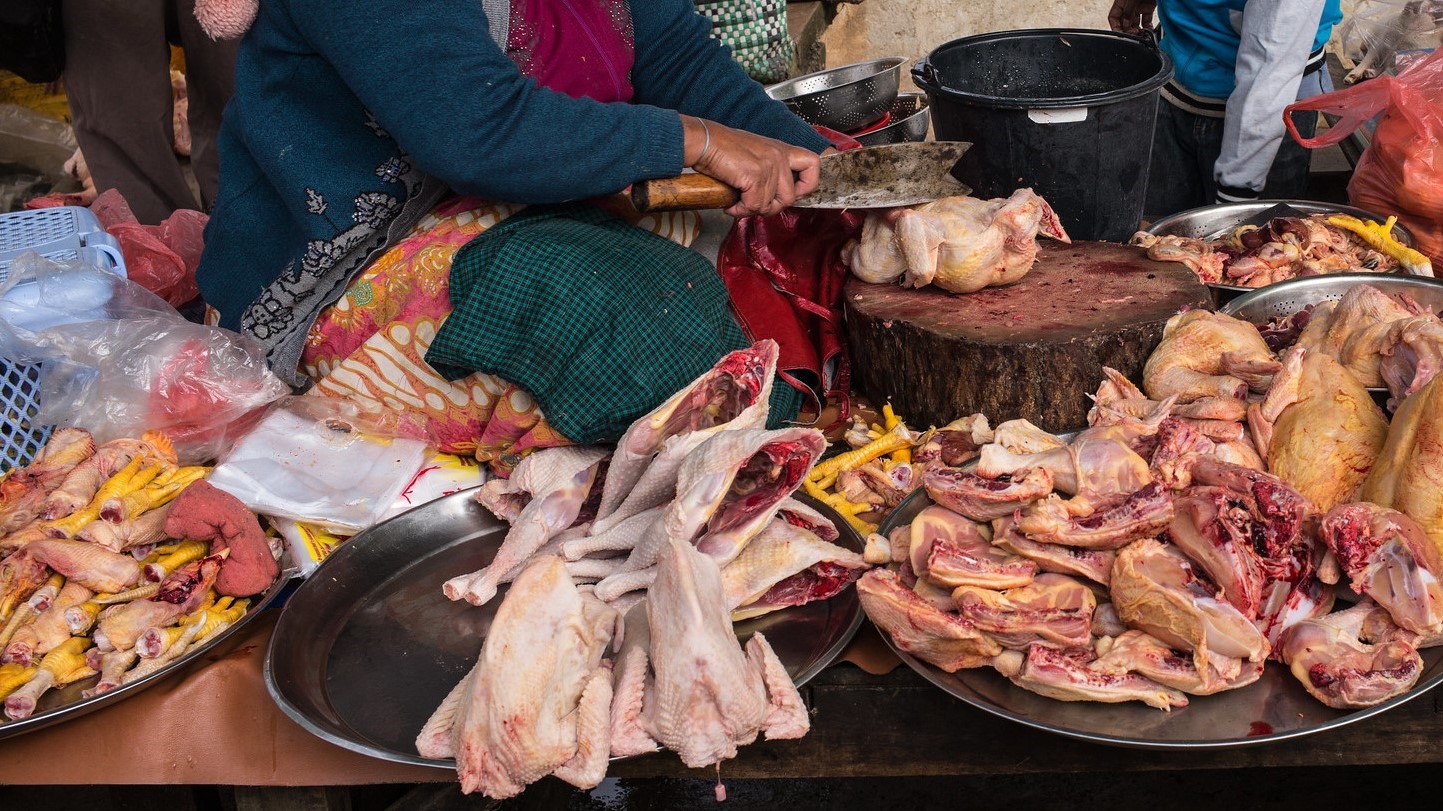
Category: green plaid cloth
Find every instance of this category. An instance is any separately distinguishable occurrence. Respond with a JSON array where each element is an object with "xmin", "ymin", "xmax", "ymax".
[{"xmin": 426, "ymin": 204, "xmax": 802, "ymax": 444}]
